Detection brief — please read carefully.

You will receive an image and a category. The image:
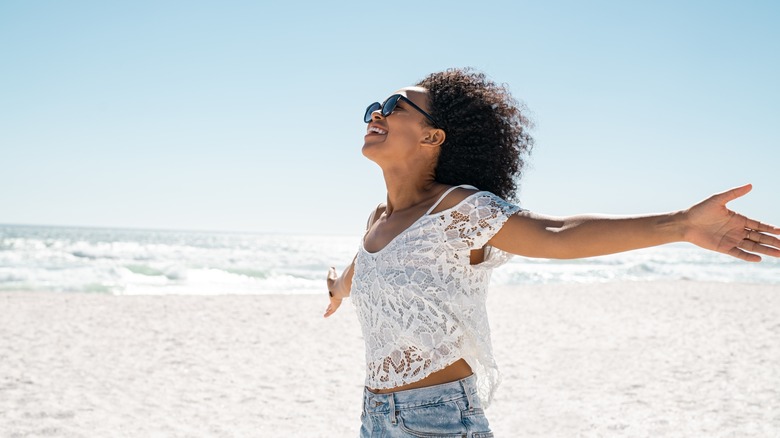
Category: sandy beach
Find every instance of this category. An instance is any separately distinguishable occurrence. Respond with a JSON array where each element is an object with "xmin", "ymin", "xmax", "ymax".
[{"xmin": 2, "ymin": 281, "xmax": 779, "ymax": 437}]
